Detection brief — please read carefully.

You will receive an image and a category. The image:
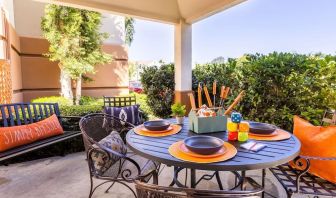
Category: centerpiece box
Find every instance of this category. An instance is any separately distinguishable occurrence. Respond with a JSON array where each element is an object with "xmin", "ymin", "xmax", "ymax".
[{"xmin": 188, "ymin": 108, "xmax": 228, "ymax": 134}]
